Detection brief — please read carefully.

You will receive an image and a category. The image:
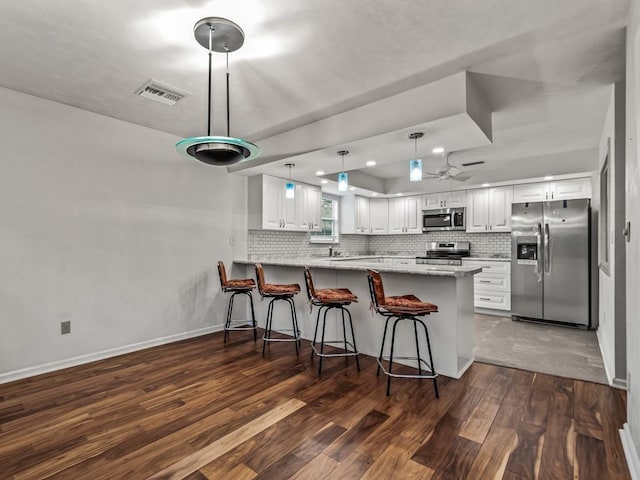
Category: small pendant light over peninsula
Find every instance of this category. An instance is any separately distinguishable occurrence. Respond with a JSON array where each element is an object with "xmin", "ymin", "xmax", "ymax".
[
  {"xmin": 409, "ymin": 132, "xmax": 424, "ymax": 182},
  {"xmin": 337, "ymin": 150, "xmax": 349, "ymax": 192},
  {"xmin": 285, "ymin": 163, "xmax": 295, "ymax": 199},
  {"xmin": 175, "ymin": 17, "xmax": 260, "ymax": 166}
]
